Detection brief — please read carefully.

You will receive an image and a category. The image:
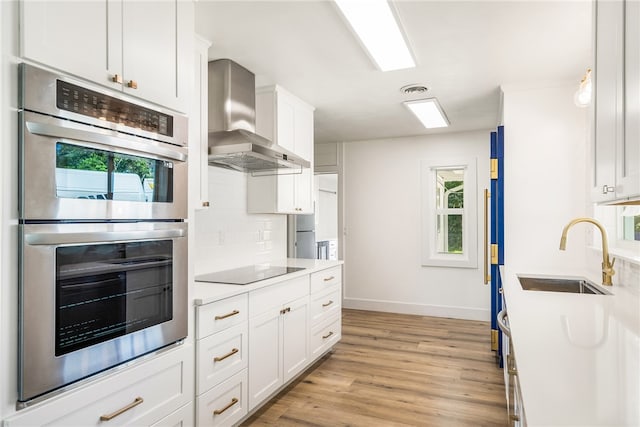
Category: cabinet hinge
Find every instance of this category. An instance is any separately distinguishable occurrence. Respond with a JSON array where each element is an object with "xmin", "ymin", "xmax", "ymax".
[
  {"xmin": 490, "ymin": 158, "xmax": 498, "ymax": 180},
  {"xmin": 490, "ymin": 244, "xmax": 498, "ymax": 265}
]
